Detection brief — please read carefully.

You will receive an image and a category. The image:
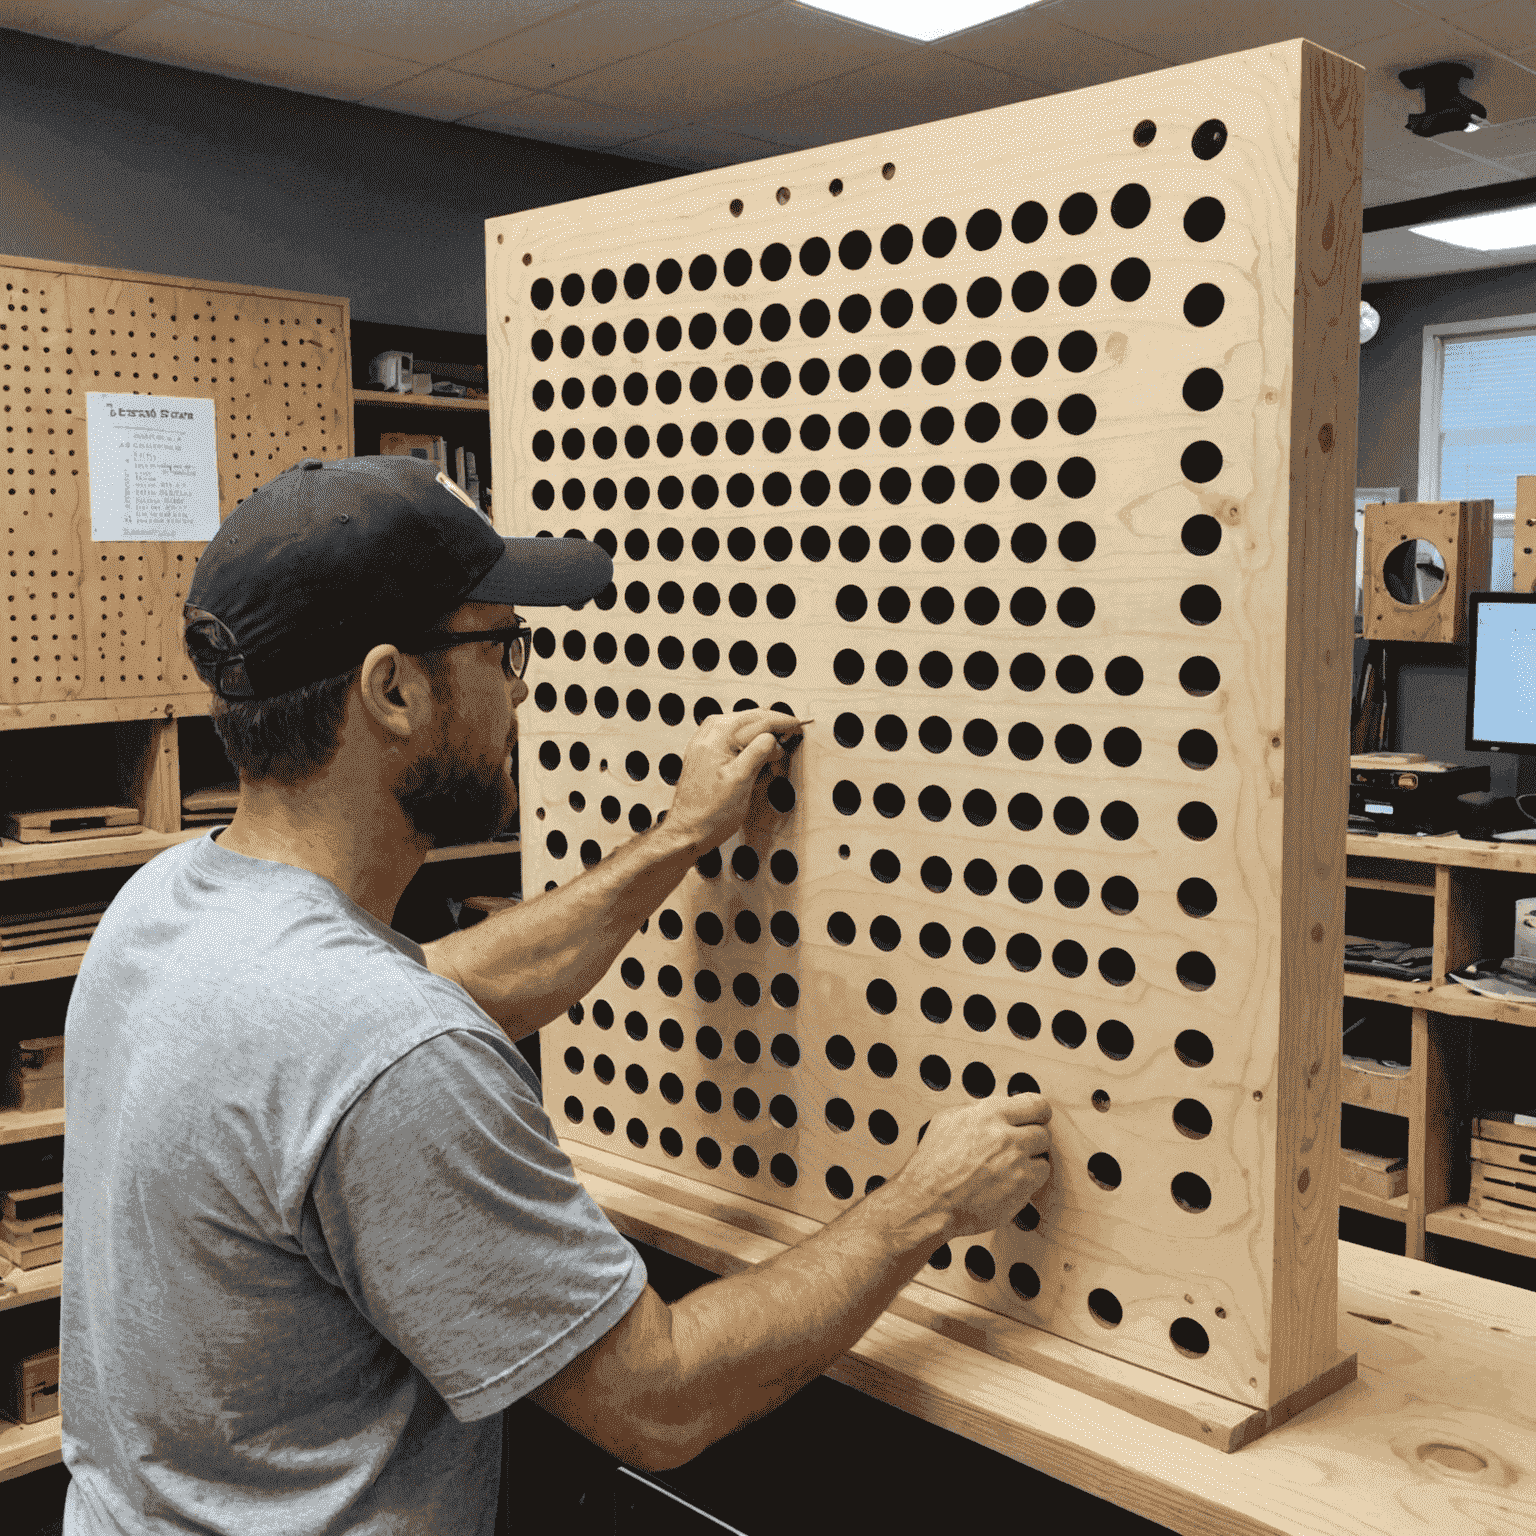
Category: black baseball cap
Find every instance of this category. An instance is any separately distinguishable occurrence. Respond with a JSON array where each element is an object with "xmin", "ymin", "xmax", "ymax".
[{"xmin": 183, "ymin": 455, "xmax": 612, "ymax": 700}]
